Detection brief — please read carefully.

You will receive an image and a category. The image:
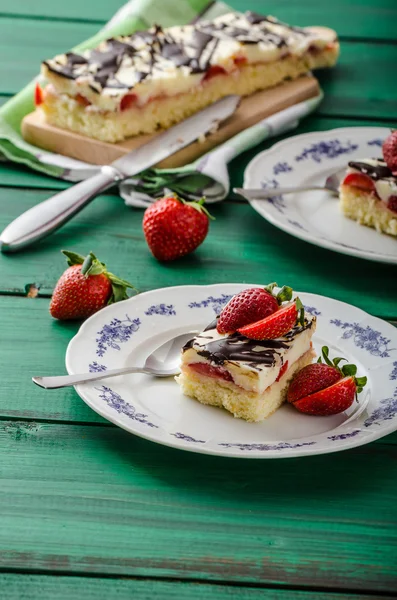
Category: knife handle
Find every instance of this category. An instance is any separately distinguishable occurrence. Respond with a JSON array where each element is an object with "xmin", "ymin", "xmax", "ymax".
[{"xmin": 0, "ymin": 165, "xmax": 123, "ymax": 253}]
